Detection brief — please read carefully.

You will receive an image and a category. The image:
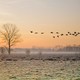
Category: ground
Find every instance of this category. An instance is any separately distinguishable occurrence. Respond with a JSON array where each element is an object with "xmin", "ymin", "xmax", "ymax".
[{"xmin": 0, "ymin": 60, "xmax": 80, "ymax": 80}]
